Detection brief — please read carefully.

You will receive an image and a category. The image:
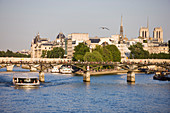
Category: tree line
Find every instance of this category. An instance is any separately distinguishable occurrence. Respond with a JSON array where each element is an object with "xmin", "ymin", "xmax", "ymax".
[
  {"xmin": 41, "ymin": 47, "xmax": 65, "ymax": 58},
  {"xmin": 129, "ymin": 42, "xmax": 170, "ymax": 59},
  {"xmin": 73, "ymin": 43, "xmax": 121, "ymax": 62},
  {"xmin": 0, "ymin": 50, "xmax": 30, "ymax": 58}
]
